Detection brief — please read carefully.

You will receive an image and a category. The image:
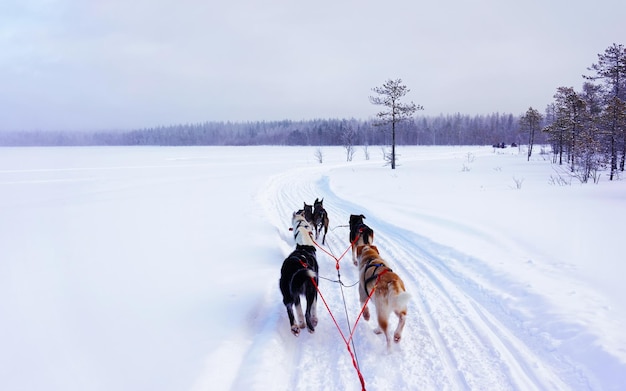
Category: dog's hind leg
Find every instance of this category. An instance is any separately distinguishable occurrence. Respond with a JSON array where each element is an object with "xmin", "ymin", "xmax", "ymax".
[
  {"xmin": 284, "ymin": 303, "xmax": 300, "ymax": 336},
  {"xmin": 310, "ymin": 296, "xmax": 318, "ymax": 327},
  {"xmin": 293, "ymin": 295, "xmax": 306, "ymax": 330},
  {"xmin": 393, "ymin": 291, "xmax": 410, "ymax": 342},
  {"xmin": 282, "ymin": 282, "xmax": 301, "ymax": 336},
  {"xmin": 304, "ymin": 285, "xmax": 318, "ymax": 333},
  {"xmin": 375, "ymin": 316, "xmax": 392, "ymax": 351},
  {"xmin": 393, "ymin": 310, "xmax": 407, "ymax": 343},
  {"xmin": 373, "ymin": 300, "xmax": 392, "ymax": 350}
]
